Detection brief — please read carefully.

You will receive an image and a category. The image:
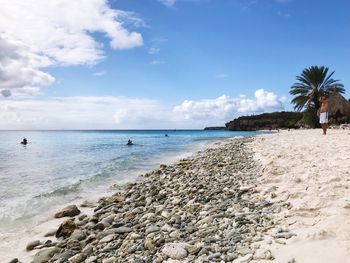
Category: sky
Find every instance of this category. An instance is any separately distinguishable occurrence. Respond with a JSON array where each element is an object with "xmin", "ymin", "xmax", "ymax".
[{"xmin": 0, "ymin": 0, "xmax": 349, "ymax": 129}]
